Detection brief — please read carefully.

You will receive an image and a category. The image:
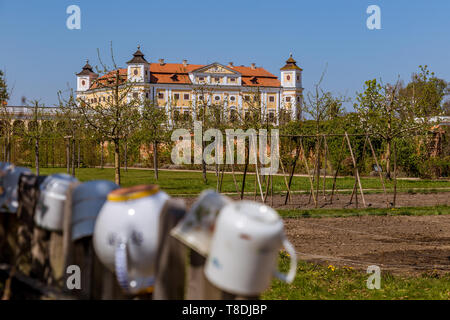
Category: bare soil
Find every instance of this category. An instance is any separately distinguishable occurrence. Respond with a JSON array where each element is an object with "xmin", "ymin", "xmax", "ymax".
[
  {"xmin": 181, "ymin": 192, "xmax": 450, "ymax": 275},
  {"xmin": 182, "ymin": 192, "xmax": 450, "ymax": 210},
  {"xmin": 284, "ymin": 215, "xmax": 450, "ymax": 275}
]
